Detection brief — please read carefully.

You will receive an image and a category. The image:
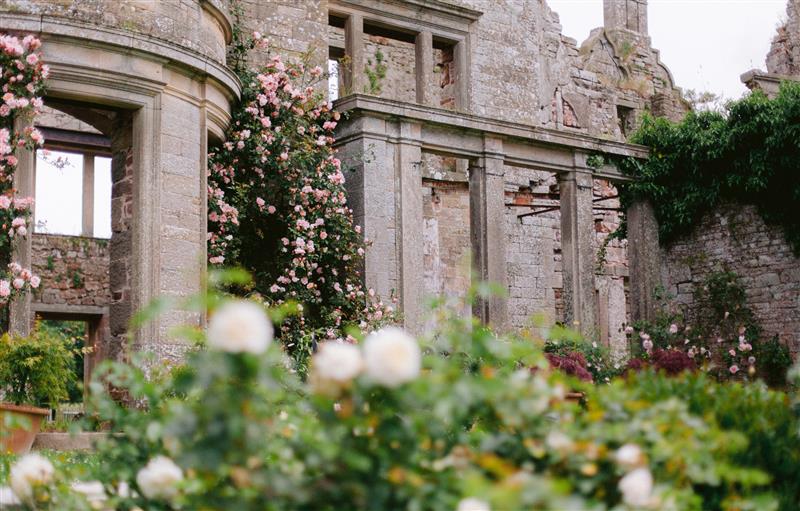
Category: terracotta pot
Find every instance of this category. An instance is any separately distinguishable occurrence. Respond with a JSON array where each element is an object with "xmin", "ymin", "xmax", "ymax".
[{"xmin": 0, "ymin": 403, "xmax": 50, "ymax": 454}]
